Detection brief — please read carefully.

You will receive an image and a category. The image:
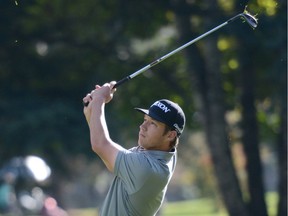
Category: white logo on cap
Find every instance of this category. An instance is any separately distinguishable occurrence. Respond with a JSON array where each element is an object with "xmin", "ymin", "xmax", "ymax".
[{"xmin": 152, "ymin": 101, "xmax": 171, "ymax": 113}]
